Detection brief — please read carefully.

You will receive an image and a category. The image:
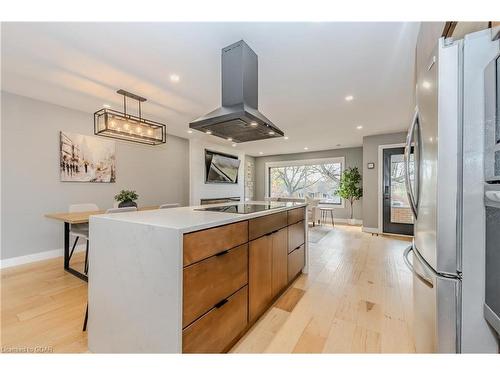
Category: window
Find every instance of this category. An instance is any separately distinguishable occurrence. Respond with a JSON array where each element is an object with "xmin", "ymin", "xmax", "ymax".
[{"xmin": 266, "ymin": 158, "xmax": 344, "ymax": 205}]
